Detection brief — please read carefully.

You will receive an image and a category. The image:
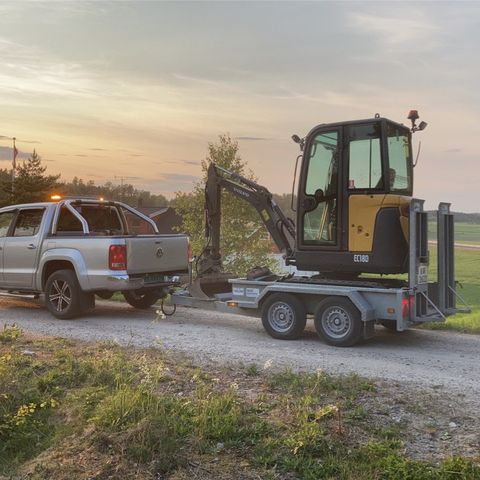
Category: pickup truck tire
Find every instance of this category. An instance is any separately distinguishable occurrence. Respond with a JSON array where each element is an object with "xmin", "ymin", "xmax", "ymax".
[
  {"xmin": 123, "ymin": 290, "xmax": 161, "ymax": 309},
  {"xmin": 261, "ymin": 293, "xmax": 306, "ymax": 340},
  {"xmin": 45, "ymin": 269, "xmax": 86, "ymax": 320}
]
